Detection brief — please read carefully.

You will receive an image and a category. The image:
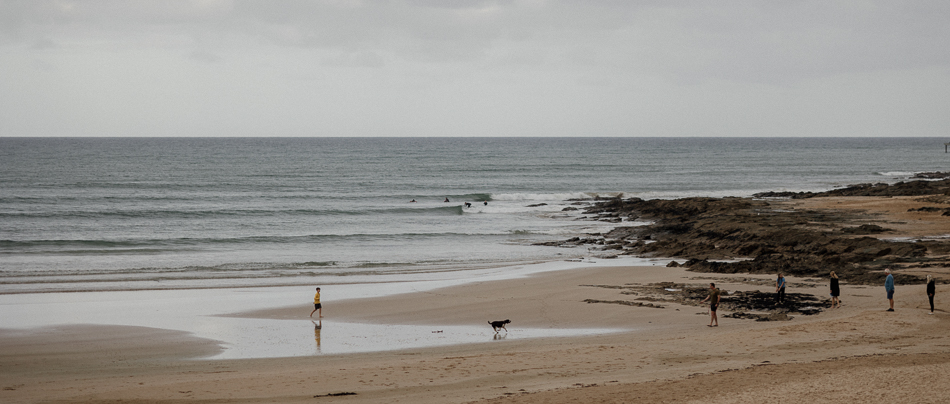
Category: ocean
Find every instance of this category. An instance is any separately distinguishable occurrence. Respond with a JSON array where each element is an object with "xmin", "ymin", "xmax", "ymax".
[{"xmin": 2, "ymin": 137, "xmax": 947, "ymax": 295}]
